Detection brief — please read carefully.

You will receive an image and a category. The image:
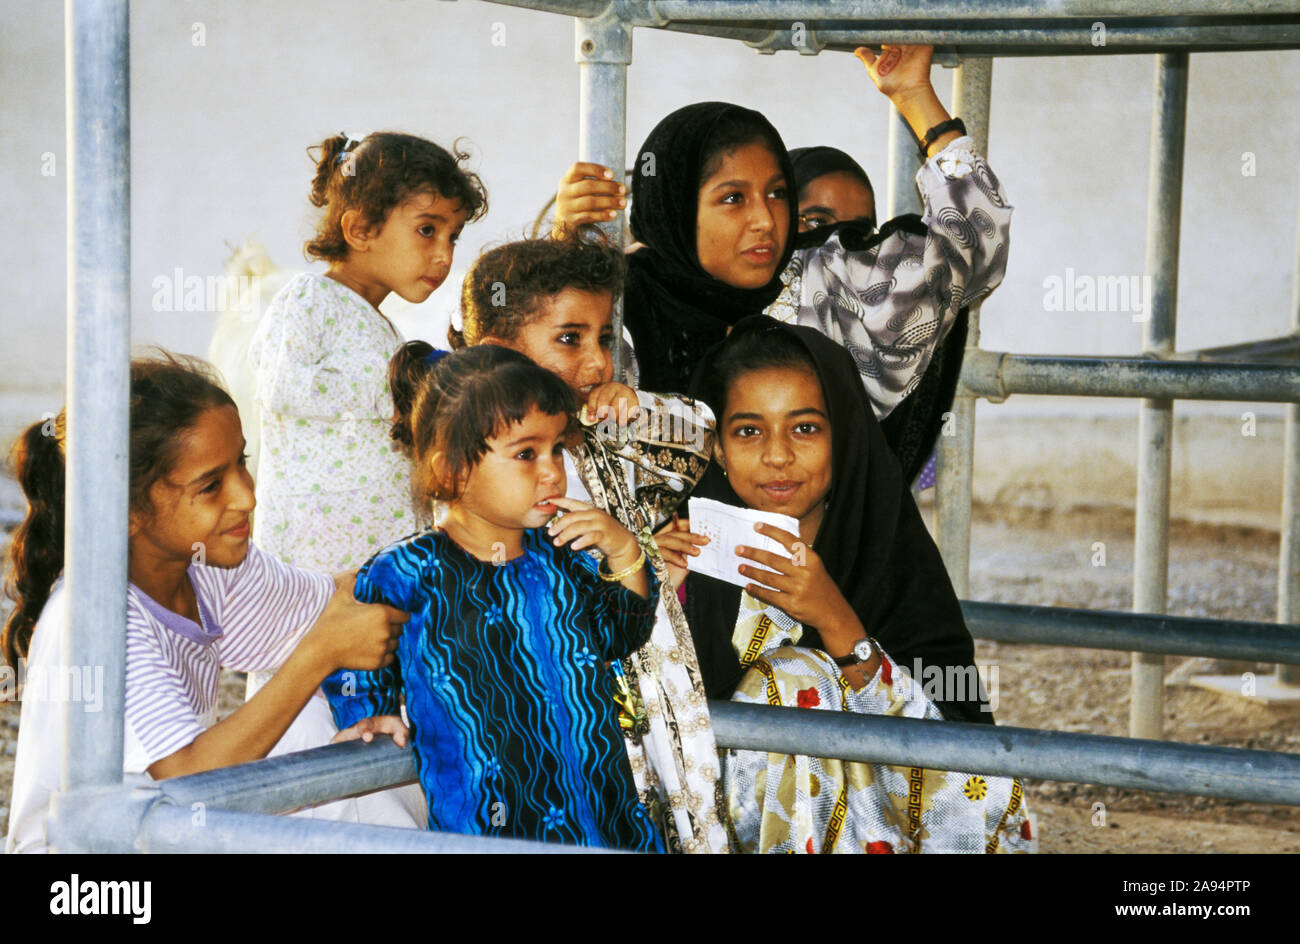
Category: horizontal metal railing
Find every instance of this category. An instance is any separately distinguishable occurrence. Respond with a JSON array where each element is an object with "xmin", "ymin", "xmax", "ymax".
[
  {"xmin": 152, "ymin": 738, "xmax": 419, "ymax": 815},
  {"xmin": 659, "ymin": 22, "xmax": 1300, "ymax": 57},
  {"xmin": 495, "ymin": 0, "xmax": 1300, "ymax": 20},
  {"xmin": 1191, "ymin": 334, "xmax": 1300, "ymax": 362},
  {"xmin": 963, "ymin": 601, "xmax": 1300, "ymax": 664},
  {"xmin": 119, "ymin": 695, "xmax": 1300, "ymax": 843},
  {"xmin": 135, "ymin": 807, "xmax": 582, "ymax": 854},
  {"xmin": 711, "ymin": 703, "xmax": 1300, "ymax": 806},
  {"xmin": 642, "ymin": 0, "xmax": 1300, "ymax": 19},
  {"xmin": 960, "ymin": 350, "xmax": 1300, "ymax": 402}
]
